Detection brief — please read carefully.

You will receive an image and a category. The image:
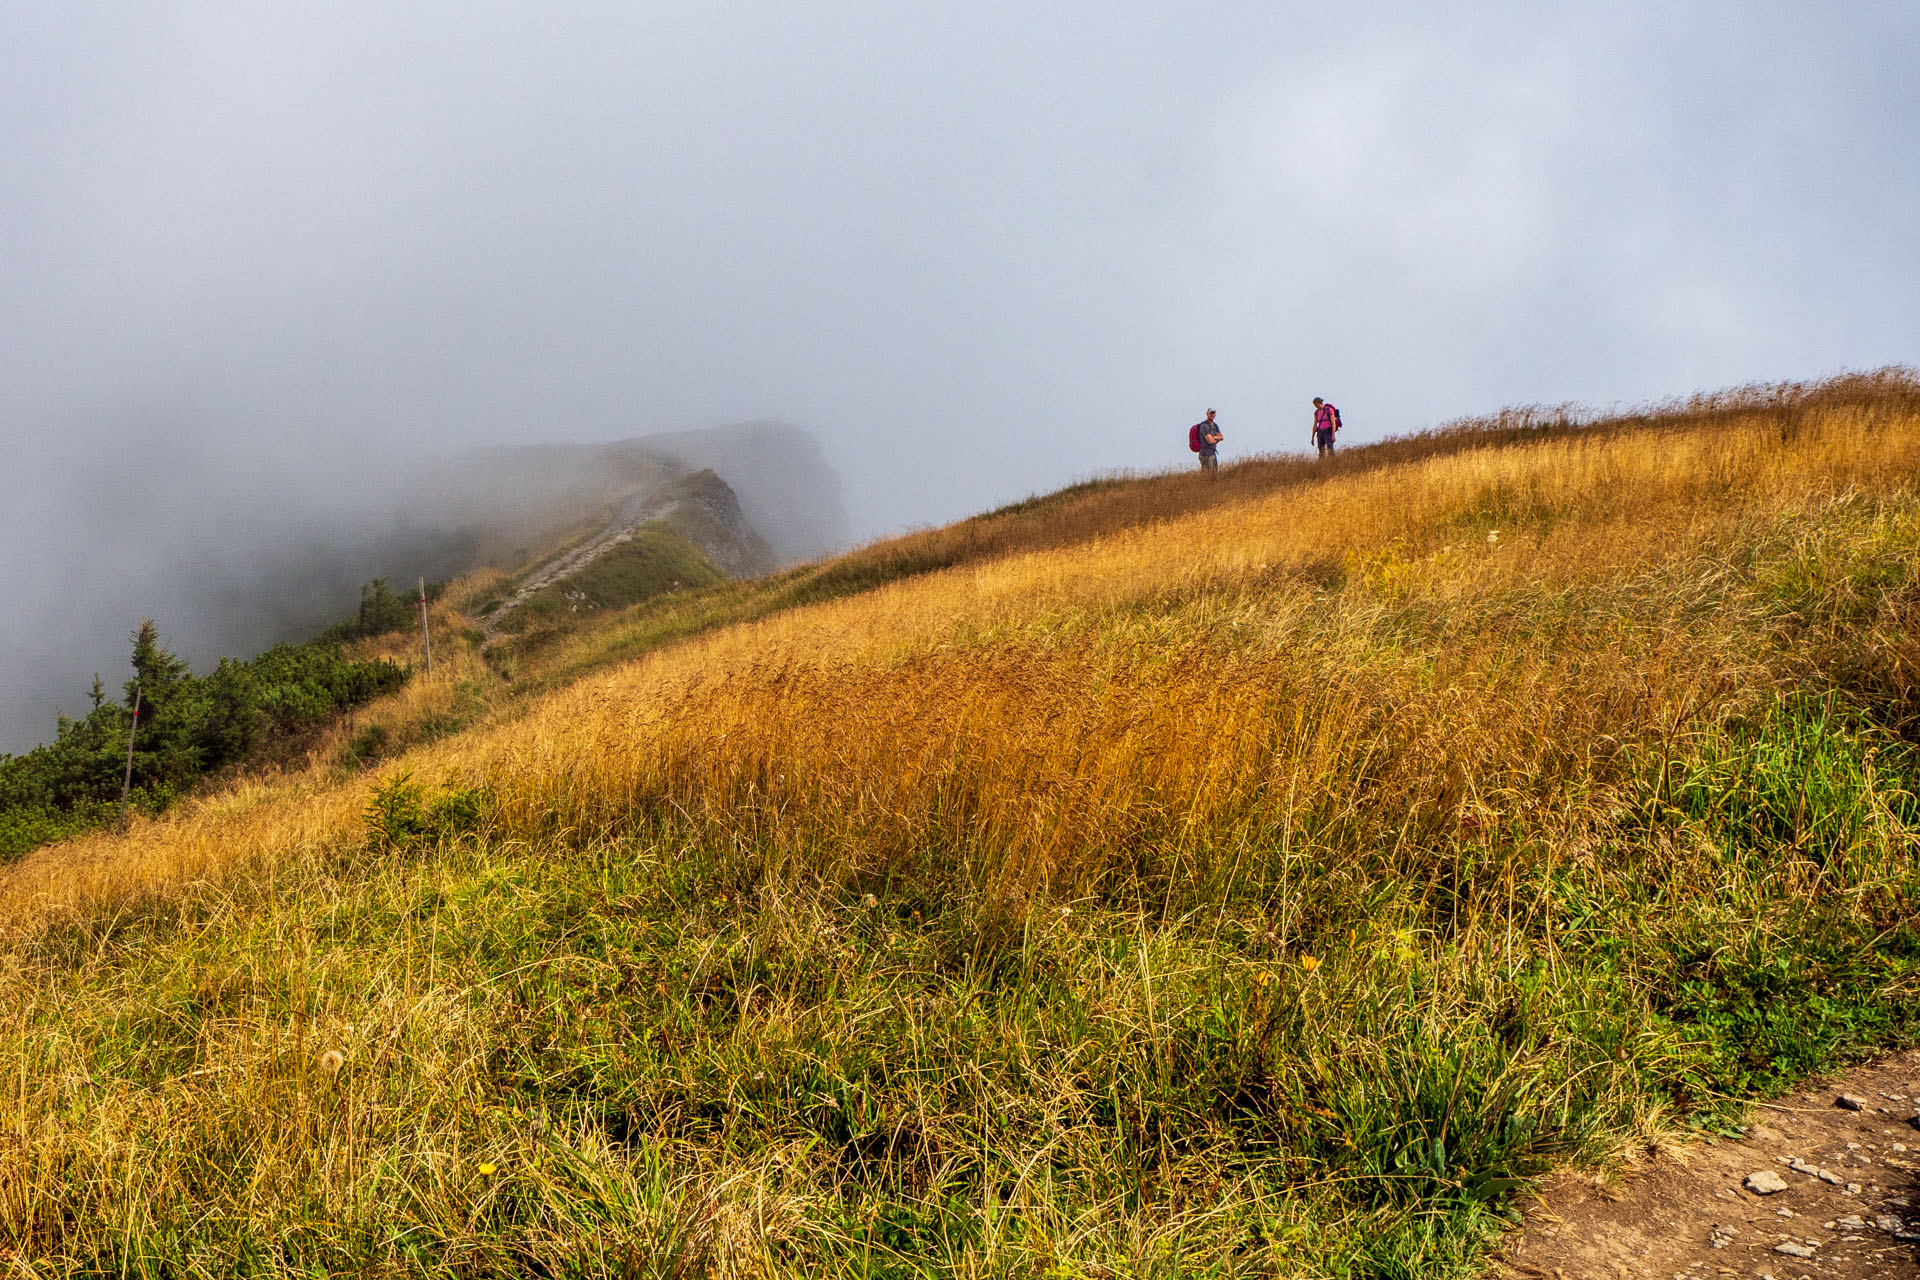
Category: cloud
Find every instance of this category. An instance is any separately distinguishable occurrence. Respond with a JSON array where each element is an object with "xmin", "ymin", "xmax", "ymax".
[{"xmin": 1, "ymin": 1, "xmax": 1914, "ymax": 748}]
